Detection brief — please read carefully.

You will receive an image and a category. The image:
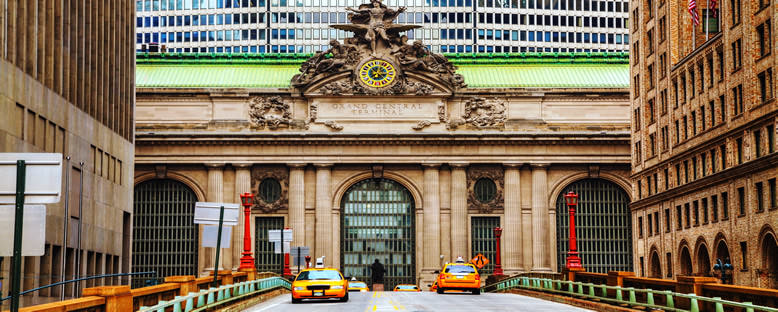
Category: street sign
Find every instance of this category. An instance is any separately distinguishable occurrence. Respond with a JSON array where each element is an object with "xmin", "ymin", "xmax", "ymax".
[
  {"xmin": 0, "ymin": 205, "xmax": 46, "ymax": 256},
  {"xmin": 470, "ymin": 253, "xmax": 489, "ymax": 269},
  {"xmin": 194, "ymin": 202, "xmax": 239, "ymax": 226},
  {"xmin": 201, "ymin": 226, "xmax": 232, "ymax": 248},
  {"xmin": 291, "ymin": 246, "xmax": 310, "ymax": 266},
  {"xmin": 0, "ymin": 153, "xmax": 62, "ymax": 204},
  {"xmin": 274, "ymin": 241, "xmax": 291, "ymax": 254},
  {"xmin": 268, "ymin": 229, "xmax": 293, "ymax": 242}
]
